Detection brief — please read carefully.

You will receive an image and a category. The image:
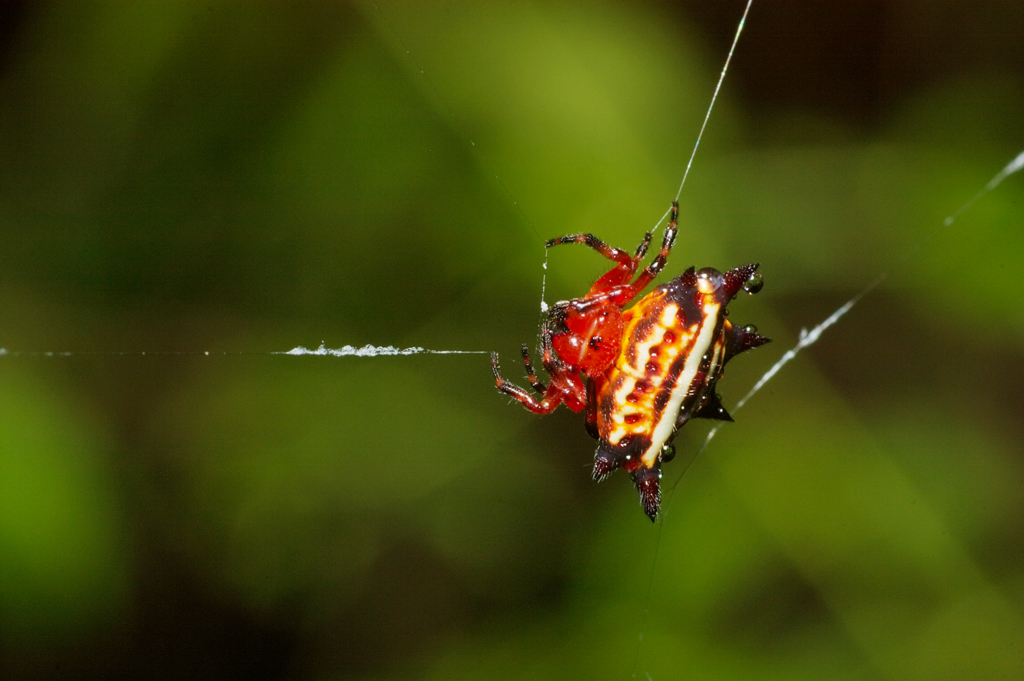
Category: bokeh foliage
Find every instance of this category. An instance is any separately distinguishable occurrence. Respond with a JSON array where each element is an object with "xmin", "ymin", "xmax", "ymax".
[{"xmin": 1, "ymin": 1, "xmax": 1022, "ymax": 679}]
